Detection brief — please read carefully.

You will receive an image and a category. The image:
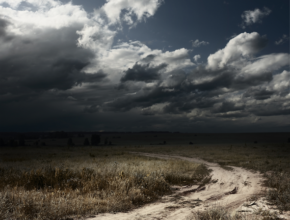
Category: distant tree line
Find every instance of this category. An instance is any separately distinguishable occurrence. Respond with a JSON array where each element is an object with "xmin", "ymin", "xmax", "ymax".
[
  {"xmin": 0, "ymin": 135, "xmax": 26, "ymax": 147},
  {"xmin": 66, "ymin": 134, "xmax": 101, "ymax": 147}
]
